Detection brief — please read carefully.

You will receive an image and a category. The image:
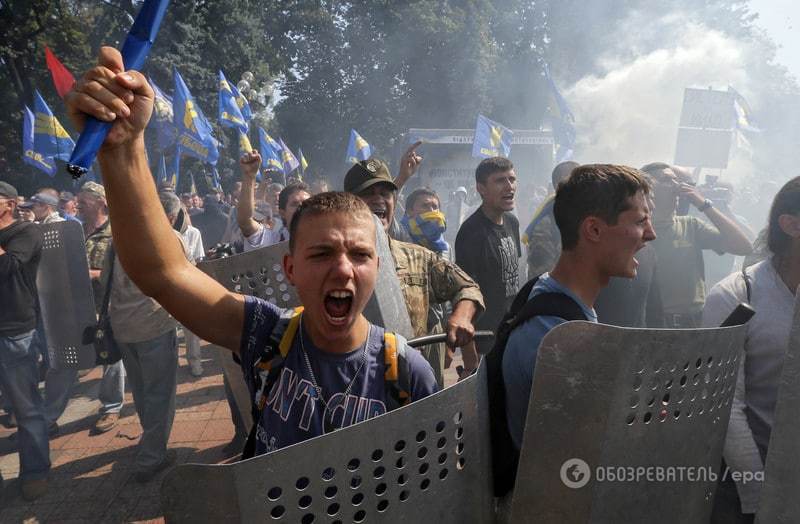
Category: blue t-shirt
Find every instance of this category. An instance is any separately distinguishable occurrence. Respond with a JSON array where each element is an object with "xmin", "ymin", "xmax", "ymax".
[
  {"xmin": 240, "ymin": 296, "xmax": 439, "ymax": 455},
  {"xmin": 502, "ymin": 273, "xmax": 597, "ymax": 449}
]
